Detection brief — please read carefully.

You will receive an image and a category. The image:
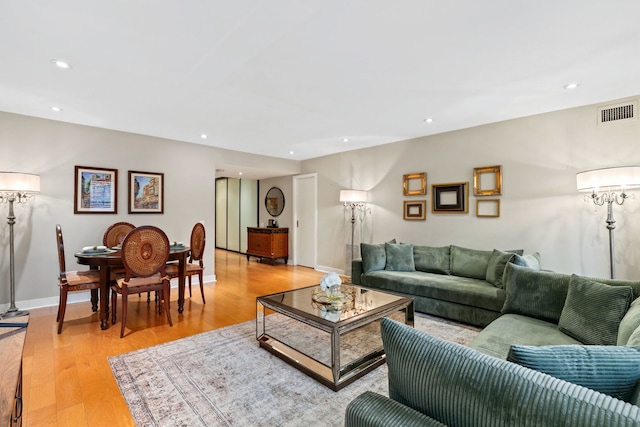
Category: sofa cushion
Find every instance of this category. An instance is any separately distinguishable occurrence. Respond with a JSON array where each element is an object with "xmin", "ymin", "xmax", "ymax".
[
  {"xmin": 362, "ymin": 270, "xmax": 504, "ymax": 312},
  {"xmin": 450, "ymin": 245, "xmax": 492, "ymax": 279},
  {"xmin": 413, "ymin": 245, "xmax": 450, "ymax": 275},
  {"xmin": 618, "ymin": 298, "xmax": 640, "ymax": 345},
  {"xmin": 485, "ymin": 249, "xmax": 516, "ymax": 288},
  {"xmin": 507, "ymin": 344, "xmax": 640, "ymax": 403},
  {"xmin": 501, "ymin": 263, "xmax": 570, "ymax": 323},
  {"xmin": 385, "ymin": 242, "xmax": 415, "ymax": 272},
  {"xmin": 513, "ymin": 252, "xmax": 541, "ymax": 270},
  {"xmin": 361, "ymin": 243, "xmax": 387, "ymax": 273},
  {"xmin": 559, "ymin": 275, "xmax": 632, "ymax": 346},
  {"xmin": 469, "ymin": 313, "xmax": 581, "ymax": 359}
]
